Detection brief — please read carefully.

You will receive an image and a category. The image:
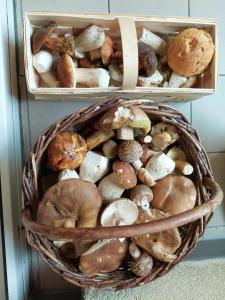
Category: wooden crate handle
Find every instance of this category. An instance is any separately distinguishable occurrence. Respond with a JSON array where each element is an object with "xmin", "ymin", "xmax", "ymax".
[
  {"xmin": 22, "ymin": 177, "xmax": 223, "ymax": 241},
  {"xmin": 118, "ymin": 17, "xmax": 138, "ymax": 90}
]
